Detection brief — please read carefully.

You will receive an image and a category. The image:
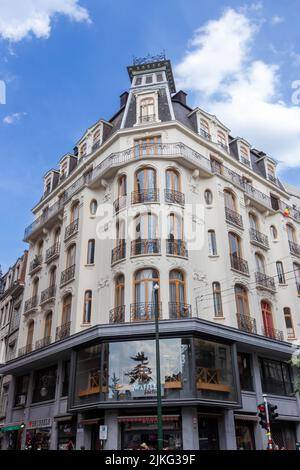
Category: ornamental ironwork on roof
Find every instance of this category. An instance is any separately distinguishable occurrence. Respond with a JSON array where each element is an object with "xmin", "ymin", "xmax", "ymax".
[
  {"xmin": 132, "ymin": 52, "xmax": 166, "ymax": 66},
  {"xmin": 127, "ymin": 53, "xmax": 176, "ymax": 93}
]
